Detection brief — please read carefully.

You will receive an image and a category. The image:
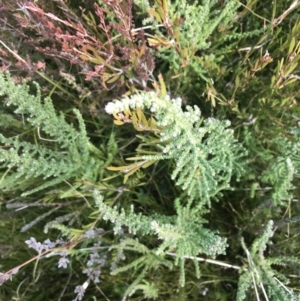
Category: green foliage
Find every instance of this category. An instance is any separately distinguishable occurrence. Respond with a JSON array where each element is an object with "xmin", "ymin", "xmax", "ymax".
[
  {"xmin": 237, "ymin": 221, "xmax": 300, "ymax": 301},
  {"xmin": 261, "ymin": 122, "xmax": 300, "ymax": 204},
  {"xmin": 109, "ymin": 237, "xmax": 171, "ymax": 300},
  {"xmin": 167, "ymin": 0, "xmax": 240, "ymax": 50},
  {"xmin": 145, "ymin": 0, "xmax": 240, "ymax": 82},
  {"xmin": 0, "ymin": 108, "xmax": 24, "ymax": 130},
  {"xmin": 1, "ymin": 0, "xmax": 300, "ymax": 301},
  {"xmin": 0, "ymin": 72, "xmax": 115, "ymax": 195},
  {"xmin": 94, "ymin": 190, "xmax": 227, "ymax": 287},
  {"xmin": 105, "ymin": 91, "xmax": 246, "ymax": 207}
]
